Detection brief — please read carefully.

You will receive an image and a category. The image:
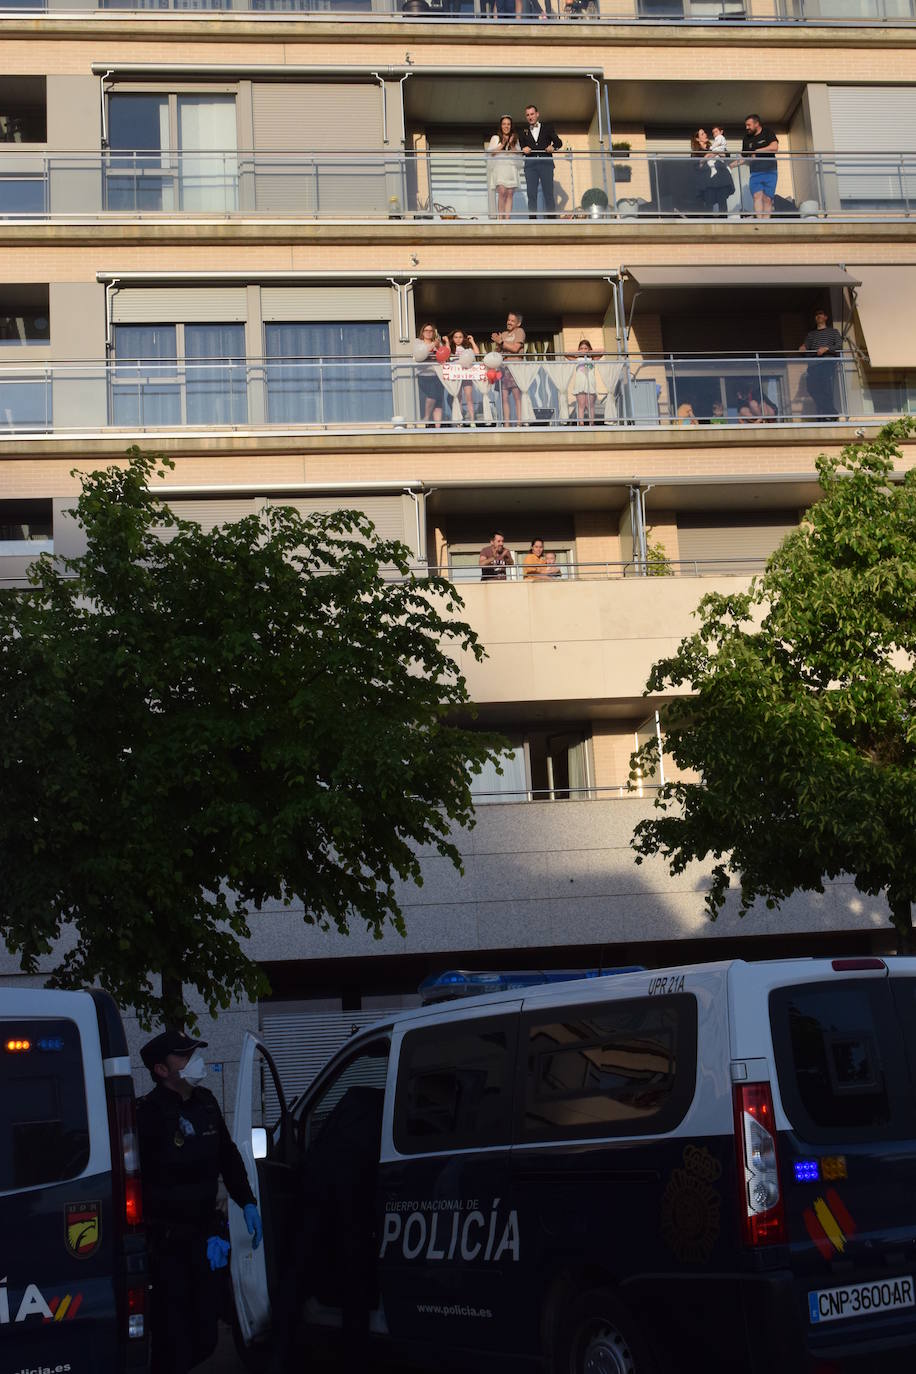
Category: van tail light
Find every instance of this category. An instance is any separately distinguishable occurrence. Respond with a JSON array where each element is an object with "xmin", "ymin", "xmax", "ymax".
[
  {"xmin": 734, "ymin": 1082, "xmax": 786, "ymax": 1247},
  {"xmin": 108, "ymin": 1086, "xmax": 143, "ymax": 1231},
  {"xmin": 126, "ymin": 1283, "xmax": 146, "ymax": 1341}
]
